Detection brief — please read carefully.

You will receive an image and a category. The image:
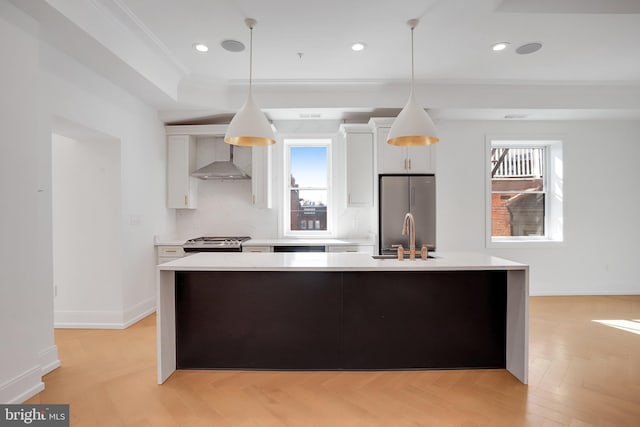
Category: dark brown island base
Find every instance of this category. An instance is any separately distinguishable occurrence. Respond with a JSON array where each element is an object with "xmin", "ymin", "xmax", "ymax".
[{"xmin": 157, "ymin": 252, "xmax": 528, "ymax": 384}]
